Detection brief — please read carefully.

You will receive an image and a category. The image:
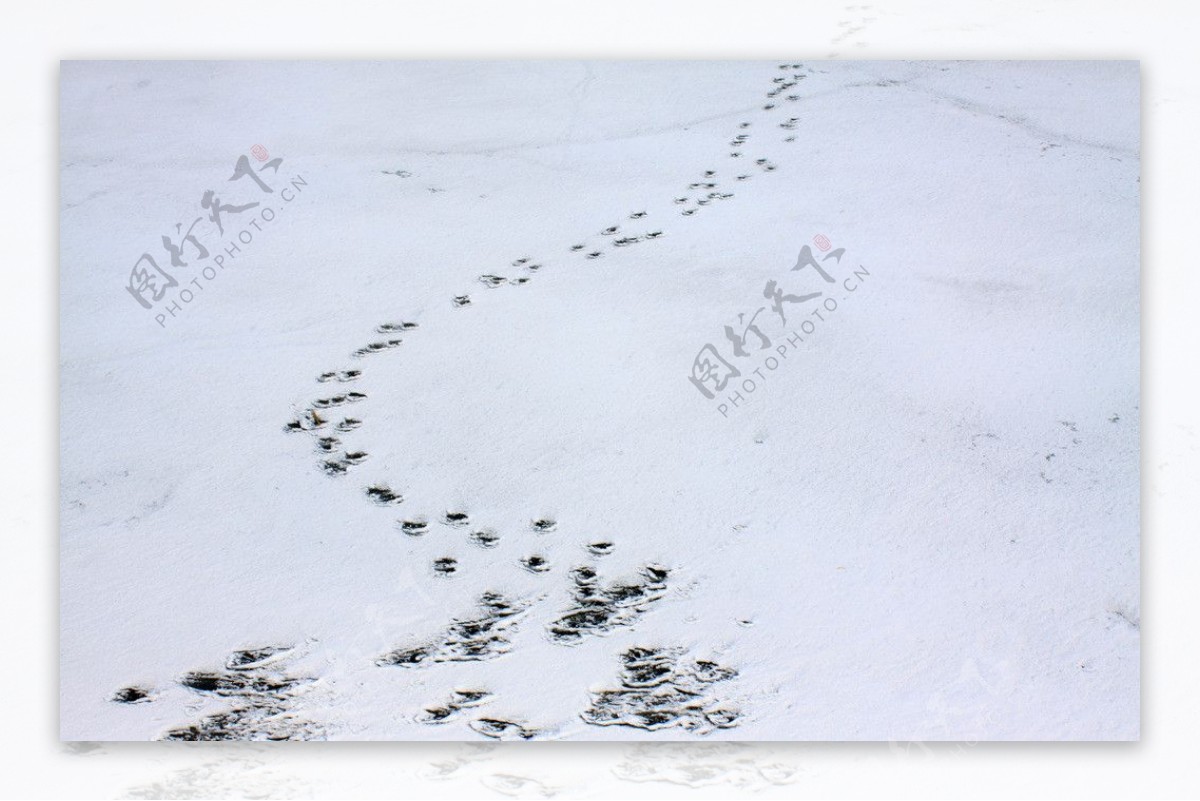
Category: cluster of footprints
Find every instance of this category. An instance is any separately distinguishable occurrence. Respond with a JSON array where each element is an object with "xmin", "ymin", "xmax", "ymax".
[
  {"xmin": 111, "ymin": 646, "xmax": 322, "ymax": 741},
  {"xmin": 108, "ymin": 64, "xmax": 816, "ymax": 740},
  {"xmin": 582, "ymin": 647, "xmax": 740, "ymax": 734}
]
